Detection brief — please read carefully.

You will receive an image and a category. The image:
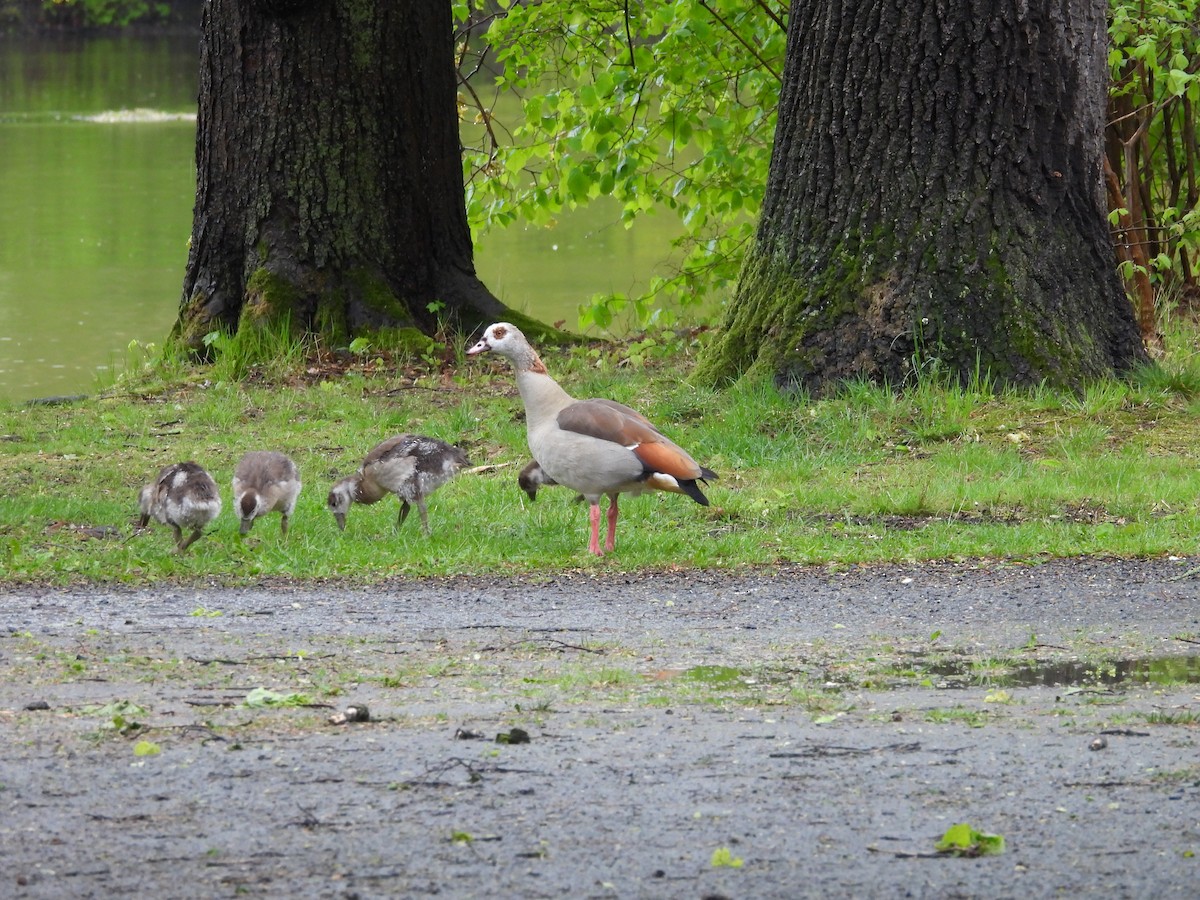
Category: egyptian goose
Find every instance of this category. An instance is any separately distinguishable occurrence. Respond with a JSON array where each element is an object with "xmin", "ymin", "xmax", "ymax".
[
  {"xmin": 327, "ymin": 434, "xmax": 470, "ymax": 534},
  {"xmin": 137, "ymin": 461, "xmax": 222, "ymax": 552},
  {"xmin": 232, "ymin": 451, "xmax": 301, "ymax": 536},
  {"xmin": 467, "ymin": 323, "xmax": 717, "ymax": 555}
]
